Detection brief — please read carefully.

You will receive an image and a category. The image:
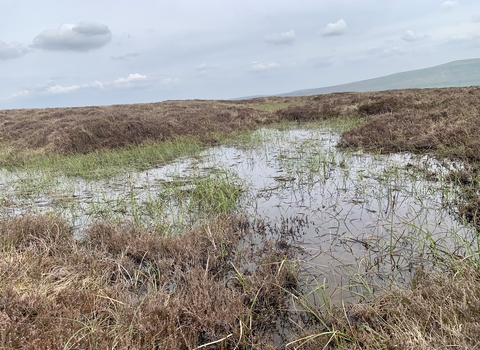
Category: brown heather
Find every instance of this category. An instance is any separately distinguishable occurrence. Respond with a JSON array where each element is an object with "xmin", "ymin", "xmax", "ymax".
[
  {"xmin": 0, "ymin": 101, "xmax": 271, "ymax": 156},
  {"xmin": 0, "ymin": 94, "xmax": 356, "ymax": 158},
  {"xmin": 0, "ymin": 214, "xmax": 301, "ymax": 349},
  {"xmin": 348, "ymin": 265, "xmax": 480, "ymax": 349},
  {"xmin": 2, "ymin": 87, "xmax": 479, "ymax": 161}
]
